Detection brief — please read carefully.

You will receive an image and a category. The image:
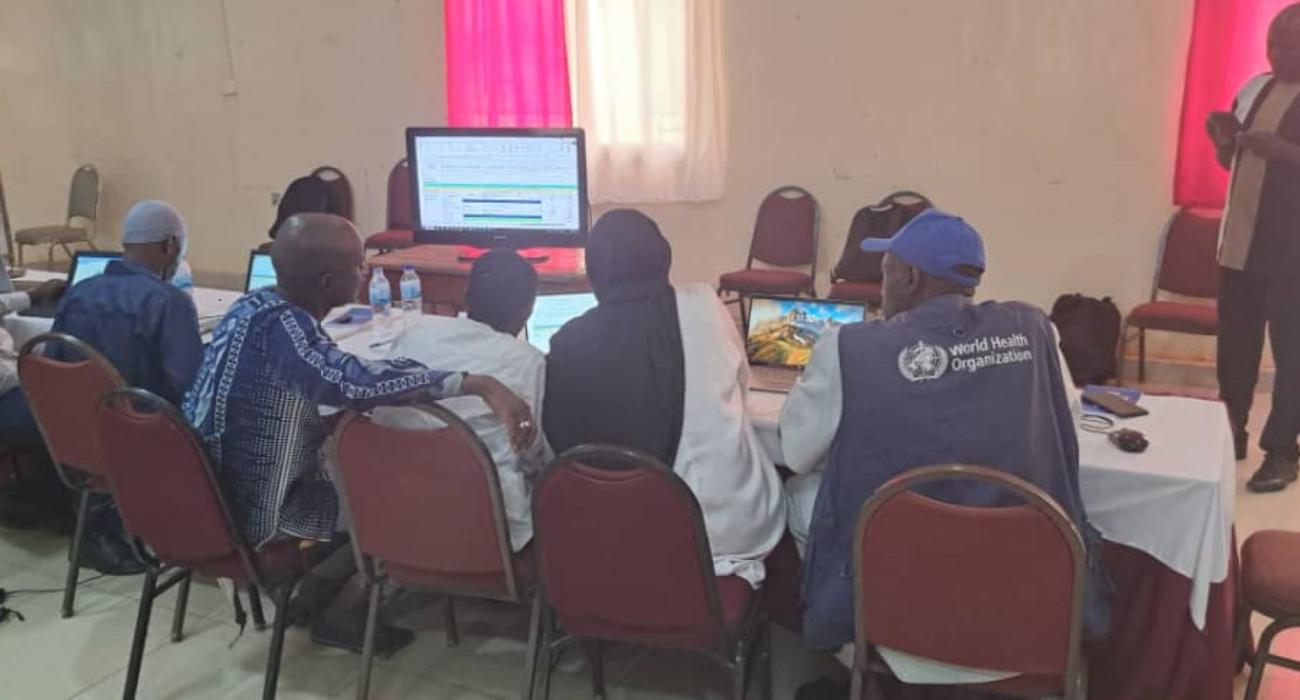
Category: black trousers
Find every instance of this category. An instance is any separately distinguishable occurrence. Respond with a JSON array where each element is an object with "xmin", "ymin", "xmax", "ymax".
[{"xmin": 1218, "ymin": 267, "xmax": 1300, "ymax": 457}]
